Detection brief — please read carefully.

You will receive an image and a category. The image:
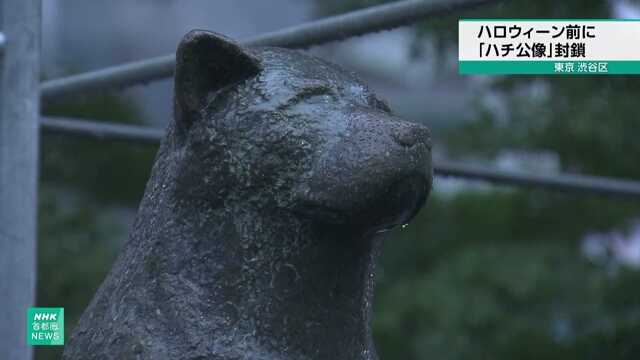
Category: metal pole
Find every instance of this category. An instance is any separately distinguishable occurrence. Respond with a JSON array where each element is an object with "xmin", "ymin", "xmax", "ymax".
[
  {"xmin": 39, "ymin": 0, "xmax": 510, "ymax": 104},
  {"xmin": 0, "ymin": 31, "xmax": 5, "ymax": 55},
  {"xmin": 434, "ymin": 162, "xmax": 640, "ymax": 200},
  {"xmin": 0, "ymin": 0, "xmax": 41, "ymax": 359},
  {"xmin": 37, "ymin": 116, "xmax": 640, "ymax": 200},
  {"xmin": 41, "ymin": 116, "xmax": 165, "ymax": 146}
]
